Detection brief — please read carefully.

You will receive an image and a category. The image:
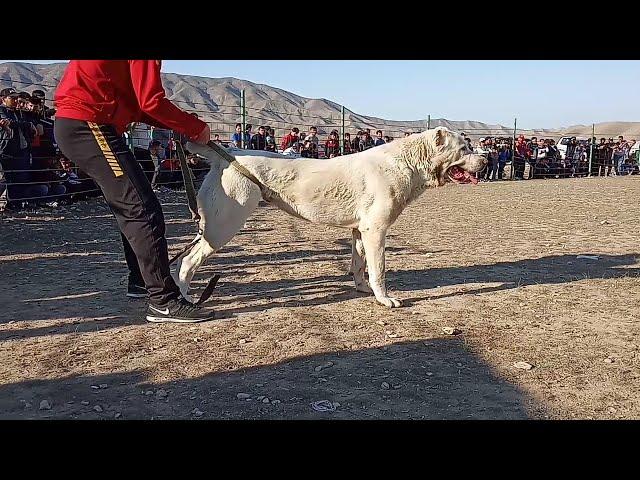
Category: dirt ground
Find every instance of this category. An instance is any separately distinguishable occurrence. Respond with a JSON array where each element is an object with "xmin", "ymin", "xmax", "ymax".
[{"xmin": 1, "ymin": 176, "xmax": 639, "ymax": 420}]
